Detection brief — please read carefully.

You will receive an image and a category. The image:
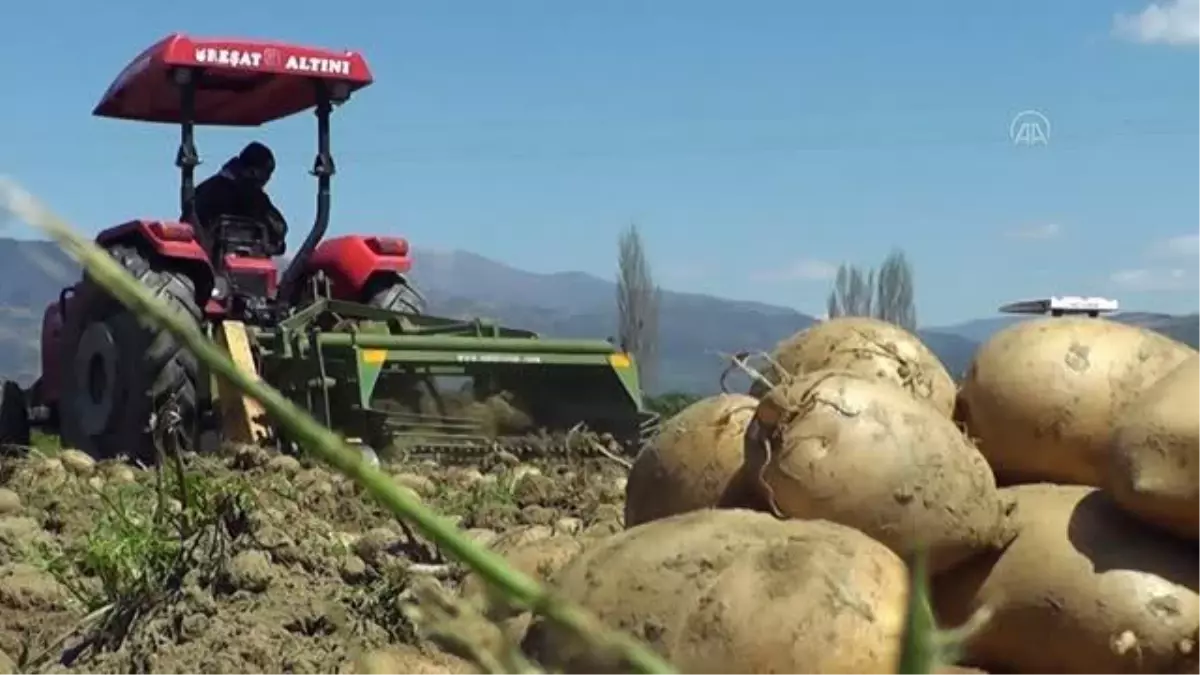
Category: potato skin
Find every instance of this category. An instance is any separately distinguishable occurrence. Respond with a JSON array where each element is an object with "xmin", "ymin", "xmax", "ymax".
[
  {"xmin": 933, "ymin": 484, "xmax": 1200, "ymax": 674},
  {"xmin": 736, "ymin": 370, "xmax": 1012, "ymax": 573},
  {"xmin": 460, "ymin": 528, "xmax": 587, "ymax": 645},
  {"xmin": 755, "ymin": 316, "xmax": 956, "ymax": 417},
  {"xmin": 1107, "ymin": 354, "xmax": 1199, "ymax": 540},
  {"xmin": 955, "ymin": 317, "xmax": 1196, "ymax": 487},
  {"xmin": 460, "ymin": 527, "xmax": 585, "ymax": 617},
  {"xmin": 523, "ymin": 508, "xmax": 909, "ymax": 674},
  {"xmin": 625, "ymin": 394, "xmax": 757, "ymax": 527}
]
